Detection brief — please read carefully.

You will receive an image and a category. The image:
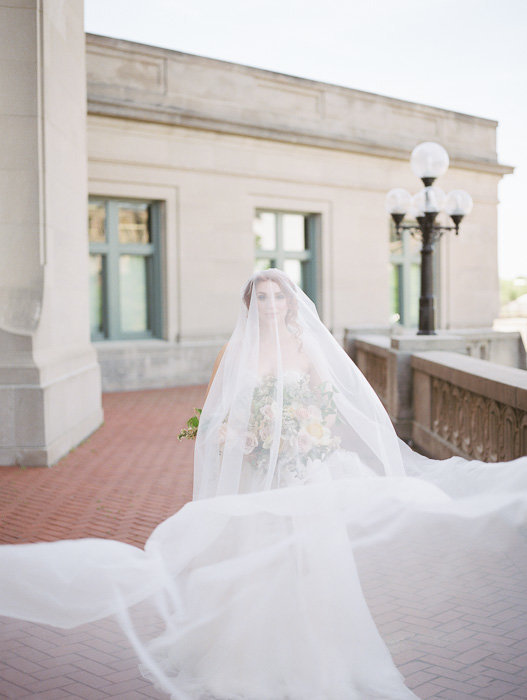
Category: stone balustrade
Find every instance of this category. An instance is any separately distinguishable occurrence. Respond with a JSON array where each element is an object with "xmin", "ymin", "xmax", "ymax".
[
  {"xmin": 354, "ymin": 335, "xmax": 390, "ymax": 407},
  {"xmin": 412, "ymin": 351, "xmax": 527, "ymax": 460},
  {"xmin": 346, "ymin": 332, "xmax": 527, "ymax": 460}
]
